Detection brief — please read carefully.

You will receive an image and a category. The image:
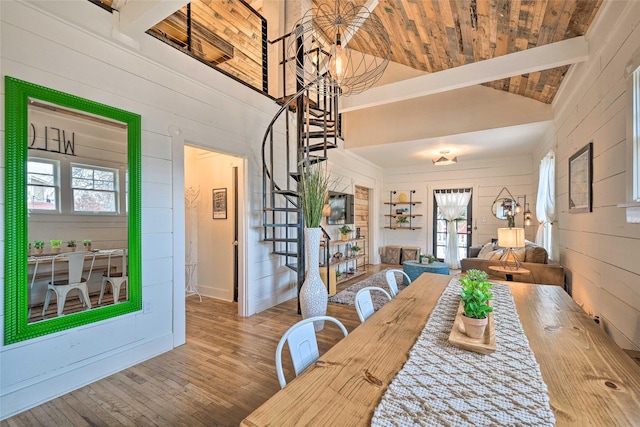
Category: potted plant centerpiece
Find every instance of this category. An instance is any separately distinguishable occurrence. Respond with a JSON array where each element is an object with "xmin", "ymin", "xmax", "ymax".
[
  {"xmin": 459, "ymin": 269, "xmax": 493, "ymax": 339},
  {"xmin": 50, "ymin": 239, "xmax": 63, "ymax": 254},
  {"xmin": 338, "ymin": 224, "xmax": 353, "ymax": 241},
  {"xmin": 33, "ymin": 240, "xmax": 45, "ymax": 255},
  {"xmin": 66, "ymin": 240, "xmax": 77, "ymax": 252},
  {"xmin": 299, "ymin": 163, "xmax": 332, "ymax": 331},
  {"xmin": 82, "ymin": 239, "xmax": 92, "ymax": 251}
]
